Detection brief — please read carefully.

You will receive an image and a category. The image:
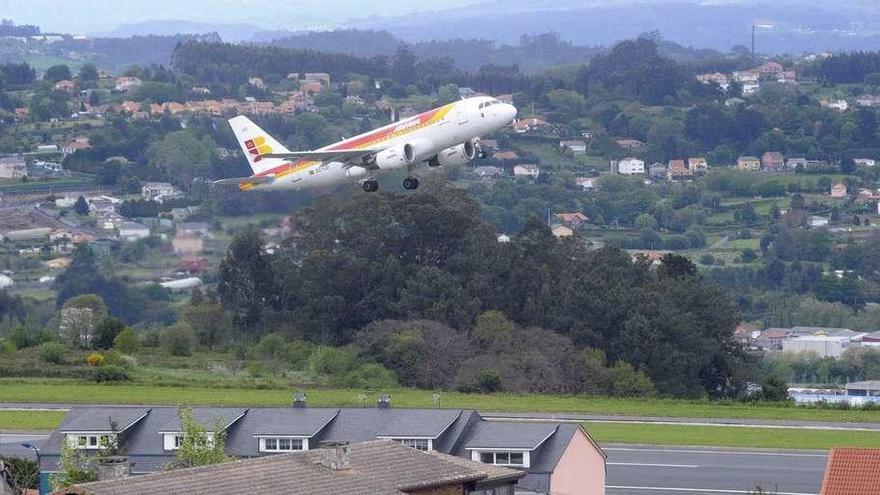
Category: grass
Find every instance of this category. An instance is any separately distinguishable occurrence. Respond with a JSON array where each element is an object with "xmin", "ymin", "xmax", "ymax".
[
  {"xmin": 4, "ymin": 379, "xmax": 880, "ymax": 424},
  {"xmin": 585, "ymin": 422, "xmax": 880, "ymax": 450},
  {"xmin": 0, "ymin": 410, "xmax": 66, "ymax": 431}
]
